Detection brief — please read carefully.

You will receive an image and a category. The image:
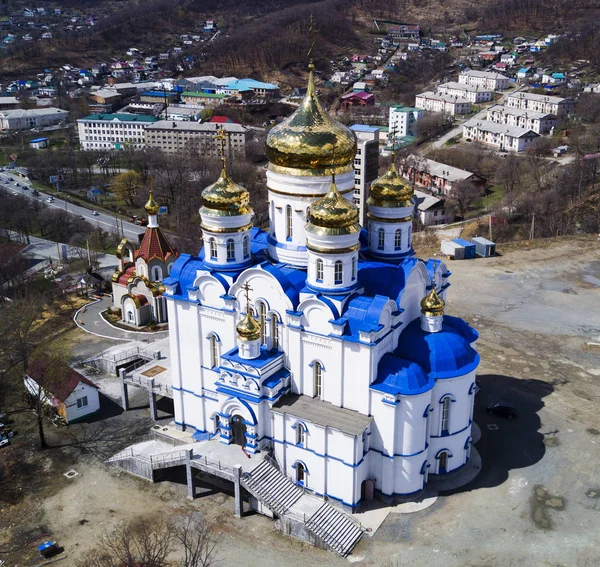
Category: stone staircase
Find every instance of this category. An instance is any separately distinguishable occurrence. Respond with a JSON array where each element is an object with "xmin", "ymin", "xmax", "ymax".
[
  {"xmin": 306, "ymin": 502, "xmax": 364, "ymax": 557},
  {"xmin": 241, "ymin": 459, "xmax": 304, "ymax": 515},
  {"xmin": 242, "ymin": 459, "xmax": 364, "ymax": 557}
]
